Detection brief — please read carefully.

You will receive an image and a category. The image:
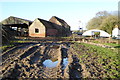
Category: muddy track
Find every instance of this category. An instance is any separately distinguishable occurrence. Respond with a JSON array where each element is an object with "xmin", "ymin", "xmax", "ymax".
[
  {"xmin": 1, "ymin": 44, "xmax": 34, "ymax": 67},
  {"xmin": 1, "ymin": 42, "xmax": 83, "ymax": 79},
  {"xmin": 1, "ymin": 44, "xmax": 26, "ymax": 60}
]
